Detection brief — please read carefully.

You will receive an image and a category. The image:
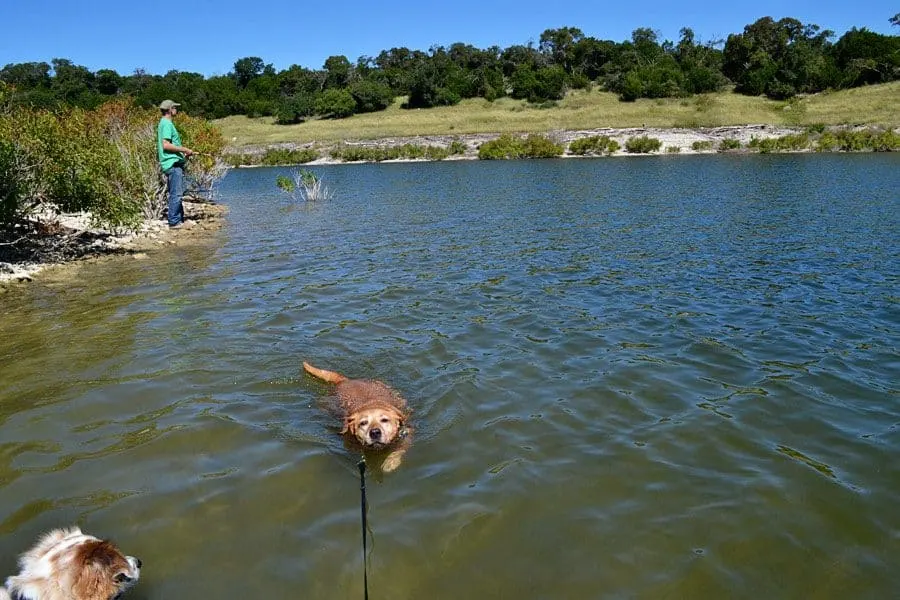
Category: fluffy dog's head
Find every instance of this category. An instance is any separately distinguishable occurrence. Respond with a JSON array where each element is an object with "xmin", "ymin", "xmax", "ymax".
[
  {"xmin": 343, "ymin": 406, "xmax": 405, "ymax": 448},
  {"xmin": 3, "ymin": 527, "xmax": 141, "ymax": 600}
]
